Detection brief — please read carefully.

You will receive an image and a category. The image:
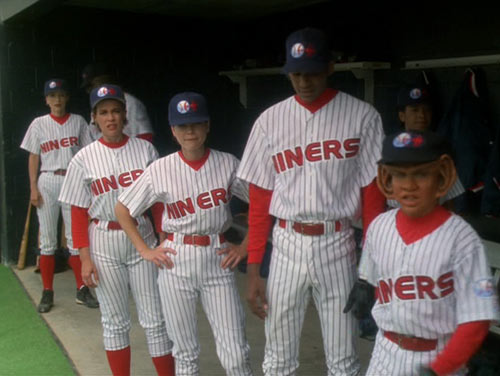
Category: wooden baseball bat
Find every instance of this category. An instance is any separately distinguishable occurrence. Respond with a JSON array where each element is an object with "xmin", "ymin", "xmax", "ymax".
[{"xmin": 17, "ymin": 202, "xmax": 32, "ymax": 270}]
